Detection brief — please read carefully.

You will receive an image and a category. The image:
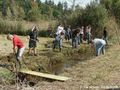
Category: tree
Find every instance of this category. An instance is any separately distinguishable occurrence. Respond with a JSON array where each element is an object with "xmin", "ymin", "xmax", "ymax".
[
  {"xmin": 57, "ymin": 2, "xmax": 63, "ymax": 11},
  {"xmin": 82, "ymin": 2, "xmax": 108, "ymax": 36},
  {"xmin": 2, "ymin": 0, "xmax": 7, "ymax": 16},
  {"xmin": 9, "ymin": 0, "xmax": 15, "ymax": 16},
  {"xmin": 63, "ymin": 1, "xmax": 68, "ymax": 11}
]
